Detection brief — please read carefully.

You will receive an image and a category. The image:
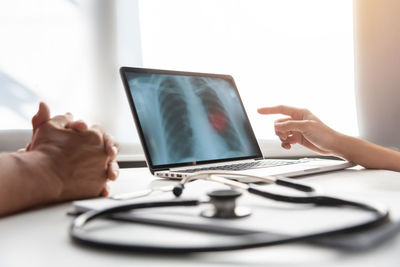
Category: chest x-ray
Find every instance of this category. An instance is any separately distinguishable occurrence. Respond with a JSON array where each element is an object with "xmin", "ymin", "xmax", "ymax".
[{"xmin": 126, "ymin": 73, "xmax": 260, "ymax": 166}]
